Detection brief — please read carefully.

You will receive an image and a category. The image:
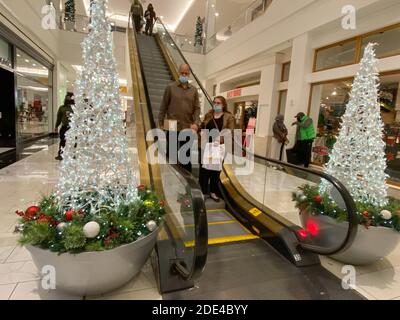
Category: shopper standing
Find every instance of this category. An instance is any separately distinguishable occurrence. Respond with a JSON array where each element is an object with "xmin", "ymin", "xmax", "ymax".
[
  {"xmin": 144, "ymin": 4, "xmax": 156, "ymax": 36},
  {"xmin": 159, "ymin": 64, "xmax": 201, "ymax": 172},
  {"xmin": 272, "ymin": 114, "xmax": 288, "ymax": 161},
  {"xmin": 130, "ymin": 0, "xmax": 144, "ymax": 33},
  {"xmin": 292, "ymin": 112, "xmax": 316, "ymax": 168},
  {"xmin": 199, "ymin": 96, "xmax": 234, "ymax": 202},
  {"xmin": 55, "ymin": 92, "xmax": 74, "ymax": 161}
]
